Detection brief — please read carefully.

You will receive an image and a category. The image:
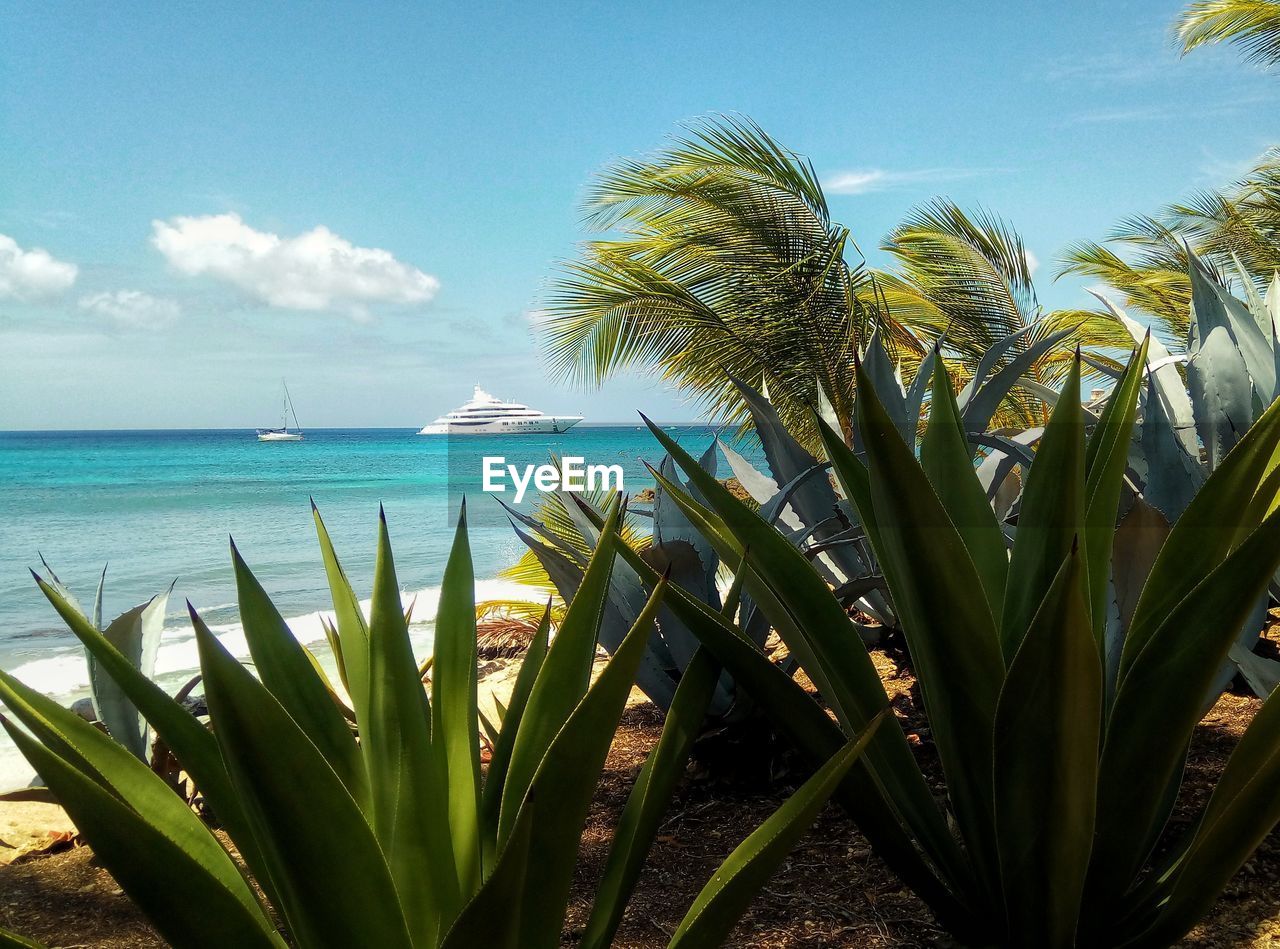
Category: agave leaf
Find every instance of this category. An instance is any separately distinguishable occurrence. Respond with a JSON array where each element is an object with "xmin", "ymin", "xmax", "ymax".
[
  {"xmin": 643, "ymin": 418, "xmax": 976, "ymax": 918},
  {"xmin": 717, "ymin": 438, "xmax": 781, "ymax": 509},
  {"xmin": 1125, "ymin": 680, "xmax": 1280, "ymax": 948},
  {"xmin": 919, "ymin": 358, "xmax": 1008, "ymax": 616},
  {"xmin": 478, "ymin": 708, "xmax": 500, "ymax": 747},
  {"xmin": 503, "ymin": 501, "xmax": 589, "ymax": 569},
  {"xmin": 961, "ymin": 328, "xmax": 1075, "ymax": 435},
  {"xmin": 362, "ymin": 509, "xmax": 458, "ymax": 944},
  {"xmin": 669, "ymin": 716, "xmax": 886, "ymax": 948},
  {"xmin": 728, "ymin": 374, "xmax": 867, "ymax": 583},
  {"xmin": 1234, "ymin": 253, "xmax": 1269, "ymax": 332},
  {"xmin": 645, "ymin": 541, "xmax": 719, "ymax": 693},
  {"xmin": 974, "ymin": 429, "xmax": 1040, "ymax": 508},
  {"xmin": 312, "ymin": 501, "xmax": 372, "ymax": 727},
  {"xmin": 816, "ymin": 378, "xmax": 840, "ymax": 433},
  {"xmin": 993, "ymin": 545, "xmax": 1099, "ymax": 949},
  {"xmin": 0, "ymin": 667, "xmax": 277, "ymax": 940},
  {"xmin": 1091, "ymin": 291, "xmax": 1197, "ymax": 457},
  {"xmin": 498, "ymin": 495, "xmax": 621, "ymax": 846},
  {"xmin": 511, "ymin": 498, "xmax": 679, "ymax": 710},
  {"xmin": 1001, "ymin": 354, "xmax": 1085, "ymax": 660},
  {"xmin": 193, "ymin": 606, "xmax": 414, "ymax": 949},
  {"xmin": 654, "ymin": 455, "xmax": 717, "ymax": 576},
  {"xmin": 512, "ymin": 572, "xmax": 667, "ymax": 949},
  {"xmin": 34, "ymin": 555, "xmax": 84, "ymax": 617},
  {"xmin": 320, "ymin": 615, "xmax": 350, "ymax": 698},
  {"xmin": 1187, "ymin": 262, "xmax": 1255, "ymax": 469},
  {"xmin": 902, "ymin": 344, "xmax": 938, "ymax": 446},
  {"xmin": 1106, "ymin": 499, "xmax": 1171, "ymax": 704},
  {"xmin": 0, "ymin": 787, "xmax": 57, "ymax": 804},
  {"xmin": 511, "ymin": 522, "xmax": 585, "ymax": 598},
  {"xmin": 580, "ymin": 647, "xmax": 719, "ymax": 949},
  {"xmin": 645, "ymin": 426, "xmax": 852, "ymax": 725},
  {"xmin": 1138, "ymin": 374, "xmax": 1203, "ymax": 523},
  {"xmin": 1, "ymin": 722, "xmax": 282, "ymax": 949},
  {"xmin": 957, "ymin": 323, "xmax": 1038, "ymax": 407},
  {"xmin": 1194, "ymin": 254, "xmax": 1277, "ymax": 401},
  {"xmin": 0, "ymin": 927, "xmax": 46, "ymax": 948},
  {"xmin": 1229, "ymin": 643, "xmax": 1280, "ymax": 698},
  {"xmin": 32, "ymin": 574, "xmax": 270, "ymax": 892},
  {"xmin": 480, "ymin": 605, "xmax": 550, "ymax": 872},
  {"xmin": 439, "ymin": 803, "xmax": 535, "ymax": 949},
  {"xmin": 89, "ymin": 586, "xmax": 170, "ymax": 761},
  {"xmin": 432, "ymin": 503, "xmax": 483, "ymax": 897},
  {"xmin": 570, "ymin": 504, "xmax": 977, "ymax": 936},
  {"xmin": 1082, "ymin": 338, "xmax": 1149, "ymax": 649},
  {"xmin": 91, "ymin": 564, "xmax": 105, "ymax": 632},
  {"xmin": 230, "ymin": 543, "xmax": 368, "ymax": 813},
  {"xmin": 1092, "ymin": 504, "xmax": 1280, "ymax": 909},
  {"xmin": 854, "ymin": 359, "xmax": 1005, "ymax": 895},
  {"xmin": 861, "ymin": 327, "xmax": 909, "ymax": 440},
  {"xmin": 1120, "ymin": 393, "xmax": 1280, "ymax": 678}
]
